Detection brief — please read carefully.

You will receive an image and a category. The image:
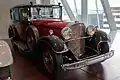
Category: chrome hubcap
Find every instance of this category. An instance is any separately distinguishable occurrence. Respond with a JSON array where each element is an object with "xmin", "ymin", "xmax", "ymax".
[{"xmin": 43, "ymin": 50, "xmax": 54, "ymax": 73}]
